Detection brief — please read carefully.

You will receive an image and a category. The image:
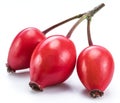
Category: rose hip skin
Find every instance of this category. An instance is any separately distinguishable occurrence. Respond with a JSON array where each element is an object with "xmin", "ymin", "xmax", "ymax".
[
  {"xmin": 29, "ymin": 35, "xmax": 76, "ymax": 90},
  {"xmin": 77, "ymin": 45, "xmax": 114, "ymax": 97},
  {"xmin": 7, "ymin": 27, "xmax": 45, "ymax": 72}
]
